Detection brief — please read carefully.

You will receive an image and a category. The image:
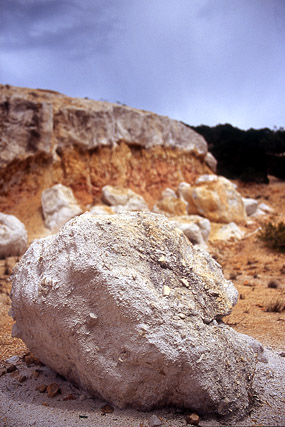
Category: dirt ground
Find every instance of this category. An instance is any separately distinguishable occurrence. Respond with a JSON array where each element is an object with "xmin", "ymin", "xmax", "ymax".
[{"xmin": 0, "ymin": 176, "xmax": 284, "ymax": 426}]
